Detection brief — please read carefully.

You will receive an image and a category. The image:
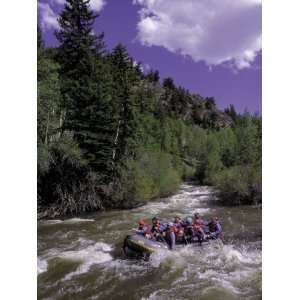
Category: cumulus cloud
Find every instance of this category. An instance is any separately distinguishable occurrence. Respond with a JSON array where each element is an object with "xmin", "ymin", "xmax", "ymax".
[
  {"xmin": 133, "ymin": 0, "xmax": 262, "ymax": 69},
  {"xmin": 53, "ymin": 0, "xmax": 106, "ymax": 12},
  {"xmin": 89, "ymin": 0, "xmax": 106, "ymax": 12},
  {"xmin": 38, "ymin": 2, "xmax": 59, "ymax": 31}
]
